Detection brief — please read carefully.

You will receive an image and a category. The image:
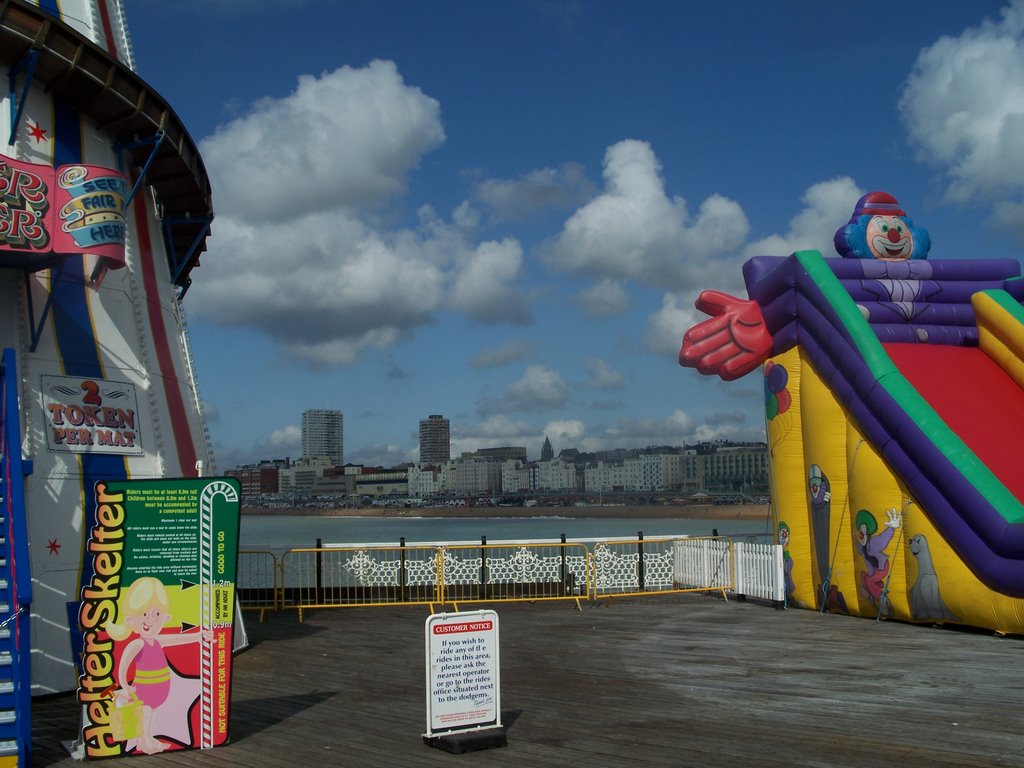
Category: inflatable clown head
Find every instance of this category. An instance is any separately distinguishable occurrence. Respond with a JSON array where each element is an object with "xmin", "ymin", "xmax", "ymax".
[{"xmin": 833, "ymin": 191, "xmax": 931, "ymax": 261}]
